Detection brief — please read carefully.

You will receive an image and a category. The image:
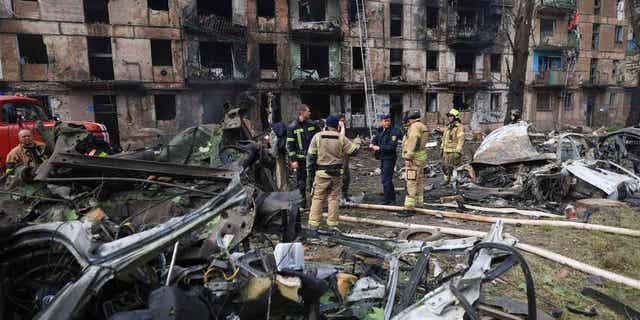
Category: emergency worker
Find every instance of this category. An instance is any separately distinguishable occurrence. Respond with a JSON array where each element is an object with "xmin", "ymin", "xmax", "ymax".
[
  {"xmin": 307, "ymin": 115, "xmax": 359, "ymax": 229},
  {"xmin": 401, "ymin": 109, "xmax": 429, "ymax": 209},
  {"xmin": 370, "ymin": 115, "xmax": 402, "ymax": 205},
  {"xmin": 287, "ymin": 104, "xmax": 317, "ymax": 207},
  {"xmin": 441, "ymin": 108, "xmax": 465, "ymax": 184},
  {"xmin": 5, "ymin": 129, "xmax": 46, "ymax": 175}
]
